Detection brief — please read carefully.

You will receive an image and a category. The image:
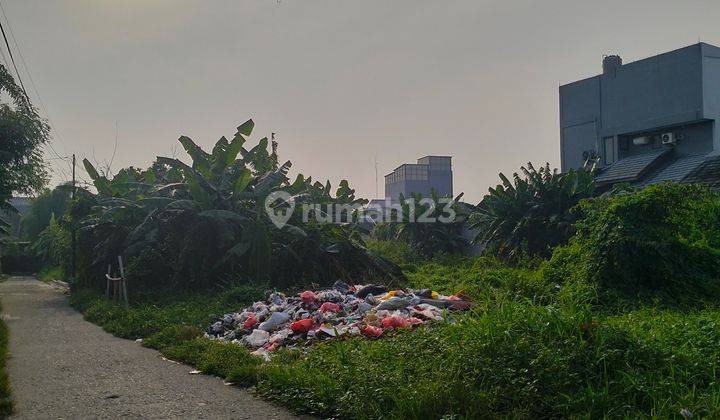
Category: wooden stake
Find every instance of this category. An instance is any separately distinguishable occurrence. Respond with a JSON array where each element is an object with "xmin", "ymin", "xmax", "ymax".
[{"xmin": 118, "ymin": 255, "xmax": 127, "ymax": 306}]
